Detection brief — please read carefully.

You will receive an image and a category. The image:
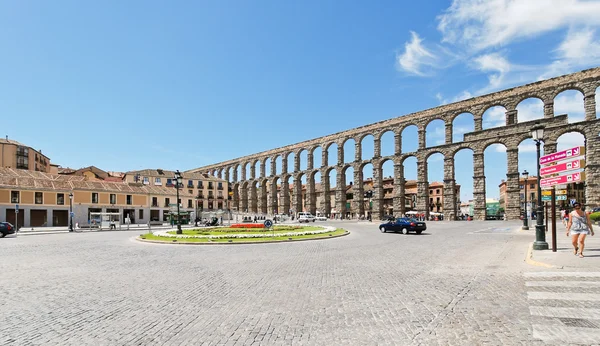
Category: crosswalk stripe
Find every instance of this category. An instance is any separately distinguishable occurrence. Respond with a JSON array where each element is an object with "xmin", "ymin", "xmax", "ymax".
[
  {"xmin": 524, "ymin": 272, "xmax": 600, "ymax": 278},
  {"xmin": 533, "ymin": 324, "xmax": 600, "ymax": 344},
  {"xmin": 526, "ymin": 280, "xmax": 600, "ymax": 287},
  {"xmin": 528, "ymin": 292, "xmax": 600, "ymax": 301},
  {"xmin": 530, "ymin": 306, "xmax": 600, "ymax": 320}
]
